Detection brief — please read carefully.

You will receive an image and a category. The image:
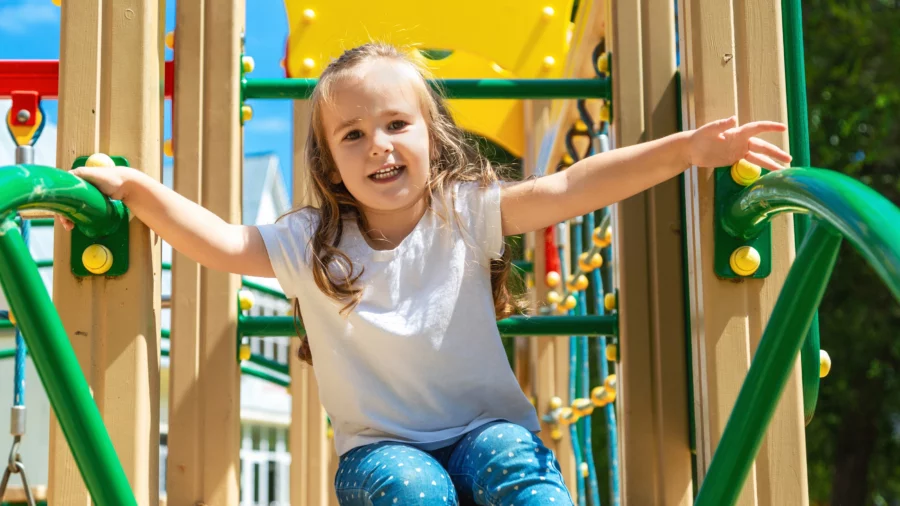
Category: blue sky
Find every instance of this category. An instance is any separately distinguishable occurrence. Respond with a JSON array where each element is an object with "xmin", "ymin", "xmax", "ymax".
[{"xmin": 0, "ymin": 0, "xmax": 296, "ymax": 193}]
